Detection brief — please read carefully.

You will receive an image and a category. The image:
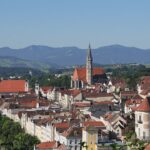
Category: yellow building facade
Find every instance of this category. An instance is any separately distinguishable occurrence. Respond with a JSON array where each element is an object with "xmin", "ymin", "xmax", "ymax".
[{"xmin": 82, "ymin": 126, "xmax": 98, "ymax": 150}]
